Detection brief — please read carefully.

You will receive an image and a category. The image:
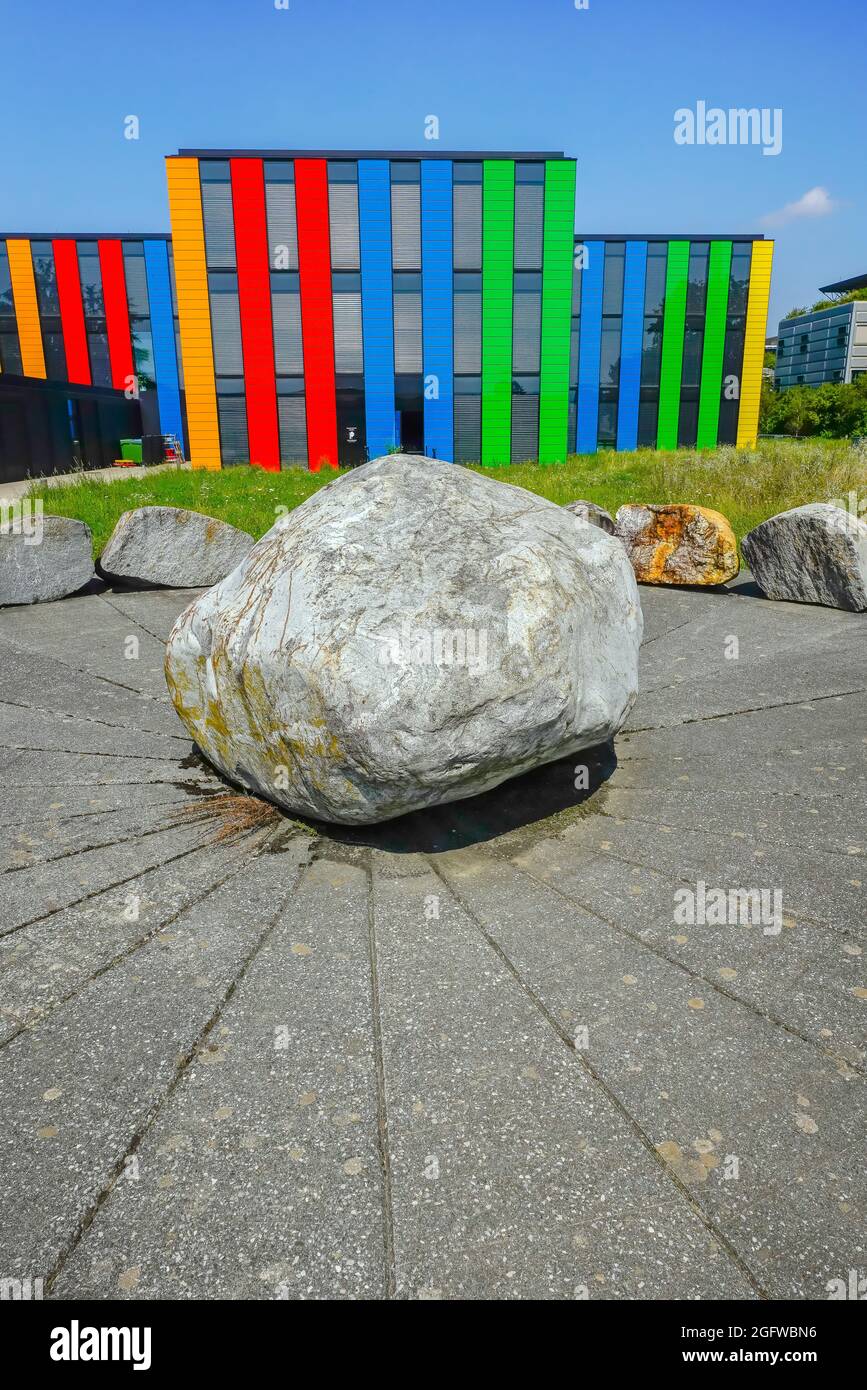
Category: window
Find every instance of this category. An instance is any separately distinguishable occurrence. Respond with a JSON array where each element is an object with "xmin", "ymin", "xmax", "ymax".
[
  {"xmin": 87, "ymin": 331, "xmax": 111, "ymax": 387},
  {"xmin": 201, "ymin": 161, "xmax": 236, "ymax": 269},
  {"xmin": 271, "ymin": 272, "xmax": 303, "ymax": 374},
  {"xmin": 393, "ymin": 271, "xmax": 422, "ymax": 373},
  {"xmin": 216, "ymin": 377, "xmax": 248, "ymax": 464},
  {"xmin": 453, "ymin": 374, "xmax": 481, "ymax": 463},
  {"xmin": 718, "ymin": 242, "xmax": 752, "ymax": 444},
  {"xmin": 77, "ymin": 241, "xmax": 104, "ymax": 319},
  {"xmin": 678, "ymin": 243, "xmax": 710, "ymax": 446},
  {"xmin": 328, "ymin": 162, "xmax": 360, "ymax": 271},
  {"xmin": 453, "ymin": 162, "xmax": 482, "ymax": 270},
  {"xmin": 208, "ymin": 272, "xmax": 244, "ymax": 376},
  {"xmin": 31, "ymin": 242, "xmax": 65, "ymax": 380},
  {"xmin": 332, "ymin": 271, "xmax": 363, "ymax": 373},
  {"xmin": 454, "ymin": 272, "xmax": 482, "ymax": 374},
  {"xmin": 512, "ymin": 271, "xmax": 542, "ymax": 373},
  {"xmin": 264, "ymin": 161, "xmax": 298, "ymax": 271},
  {"xmin": 277, "ymin": 377, "xmax": 307, "ymax": 466},
  {"xmin": 598, "ymin": 242, "xmax": 625, "ymax": 446},
  {"xmin": 31, "ymin": 242, "xmax": 60, "ymax": 317},
  {"xmin": 122, "ymin": 242, "xmax": 150, "ymax": 318},
  {"xmin": 511, "ymin": 374, "xmax": 539, "ymax": 462},
  {"xmin": 514, "ymin": 162, "xmax": 544, "ymax": 271},
  {"xmin": 391, "ymin": 162, "xmax": 421, "ymax": 271},
  {"xmin": 637, "ymin": 243, "xmax": 668, "ymax": 446}
]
